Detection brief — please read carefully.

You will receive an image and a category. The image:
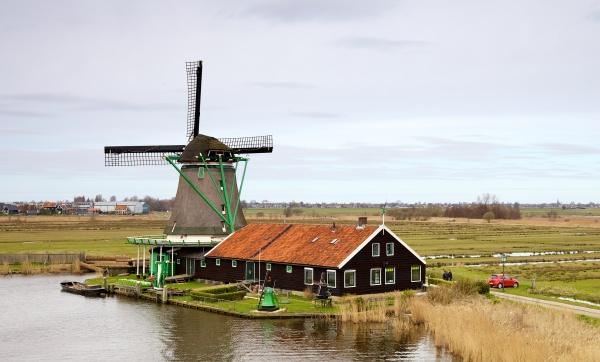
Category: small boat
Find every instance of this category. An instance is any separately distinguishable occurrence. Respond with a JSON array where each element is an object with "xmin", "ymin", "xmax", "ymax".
[{"xmin": 60, "ymin": 281, "xmax": 107, "ymax": 297}]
